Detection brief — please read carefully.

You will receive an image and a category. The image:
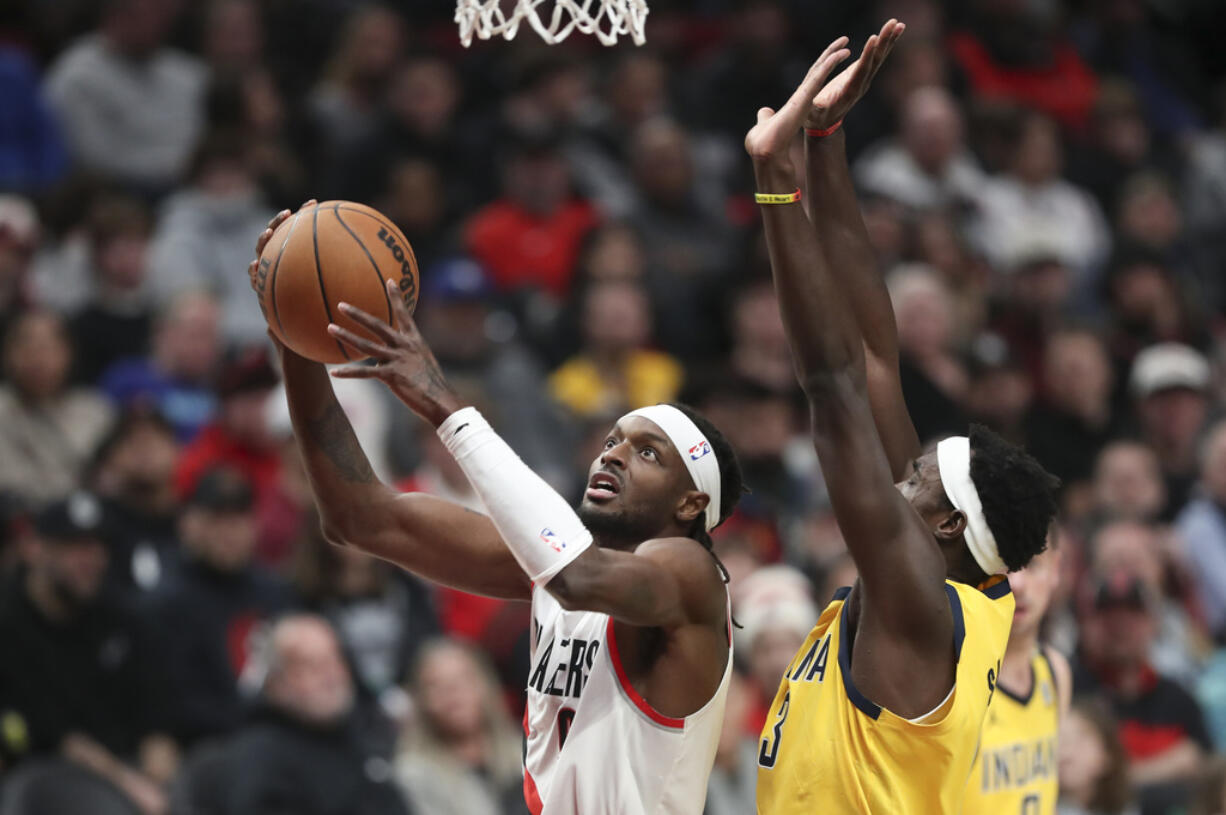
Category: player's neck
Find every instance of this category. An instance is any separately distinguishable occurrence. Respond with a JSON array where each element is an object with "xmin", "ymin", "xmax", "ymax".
[{"xmin": 1001, "ymin": 628, "xmax": 1040, "ymax": 683}]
